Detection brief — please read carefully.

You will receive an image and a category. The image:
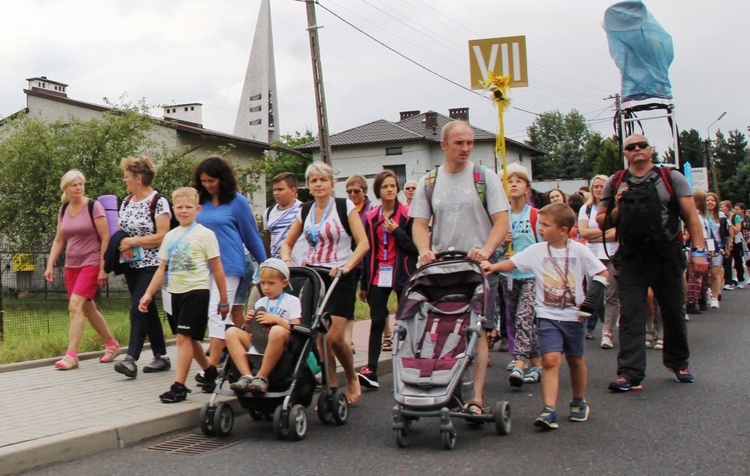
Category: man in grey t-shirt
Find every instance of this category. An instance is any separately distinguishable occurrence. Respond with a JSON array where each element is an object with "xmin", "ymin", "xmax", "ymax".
[
  {"xmin": 410, "ymin": 120, "xmax": 510, "ymax": 414},
  {"xmin": 597, "ymin": 134, "xmax": 707, "ymax": 392}
]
